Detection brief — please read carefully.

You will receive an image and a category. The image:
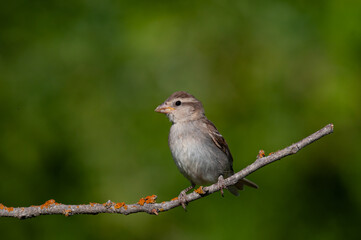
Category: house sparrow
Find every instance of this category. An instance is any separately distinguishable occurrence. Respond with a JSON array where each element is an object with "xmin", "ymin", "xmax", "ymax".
[{"xmin": 155, "ymin": 91, "xmax": 257, "ymax": 207}]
